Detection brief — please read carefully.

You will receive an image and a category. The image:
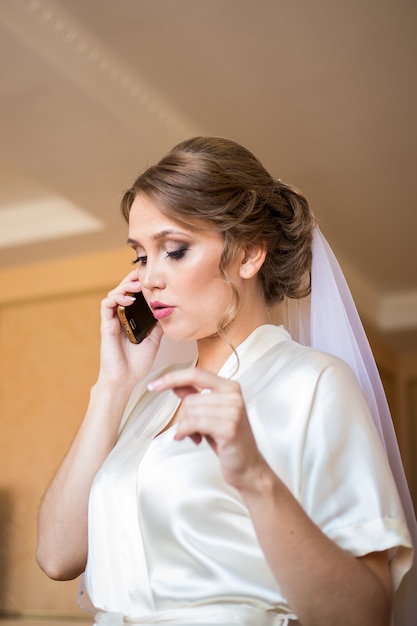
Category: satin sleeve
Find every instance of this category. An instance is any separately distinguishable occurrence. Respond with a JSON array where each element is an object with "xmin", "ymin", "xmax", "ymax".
[
  {"xmin": 299, "ymin": 360, "xmax": 412, "ymax": 589},
  {"xmin": 239, "ymin": 341, "xmax": 413, "ymax": 593}
]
